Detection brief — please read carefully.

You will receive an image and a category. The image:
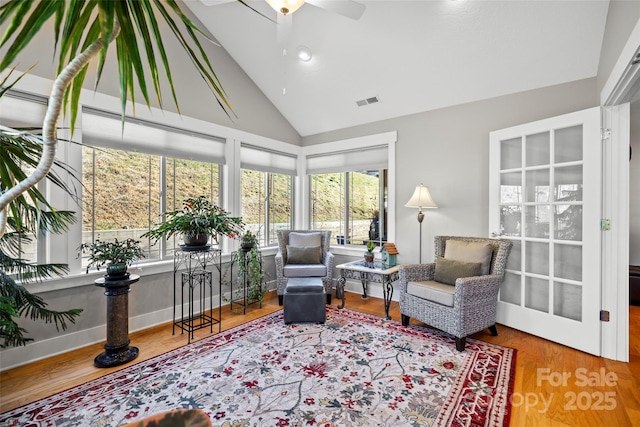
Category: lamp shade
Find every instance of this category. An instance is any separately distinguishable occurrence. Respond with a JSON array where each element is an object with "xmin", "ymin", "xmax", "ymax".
[
  {"xmin": 405, "ymin": 184, "xmax": 438, "ymax": 209},
  {"xmin": 266, "ymin": 0, "xmax": 305, "ymax": 15}
]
